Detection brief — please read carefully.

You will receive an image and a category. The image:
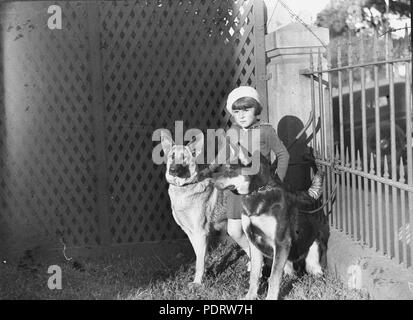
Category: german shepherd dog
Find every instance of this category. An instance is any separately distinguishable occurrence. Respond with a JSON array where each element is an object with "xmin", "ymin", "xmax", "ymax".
[
  {"xmin": 211, "ymin": 151, "xmax": 328, "ymax": 300},
  {"xmin": 160, "ymin": 130, "xmax": 227, "ymax": 284}
]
